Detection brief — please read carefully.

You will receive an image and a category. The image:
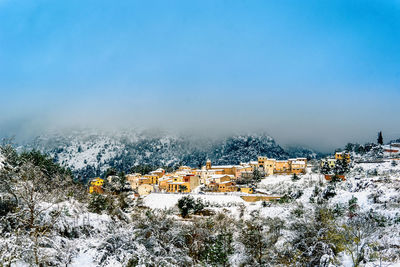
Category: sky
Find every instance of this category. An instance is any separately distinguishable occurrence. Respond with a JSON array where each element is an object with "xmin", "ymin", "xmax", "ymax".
[{"xmin": 0, "ymin": 0, "xmax": 400, "ymax": 151}]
